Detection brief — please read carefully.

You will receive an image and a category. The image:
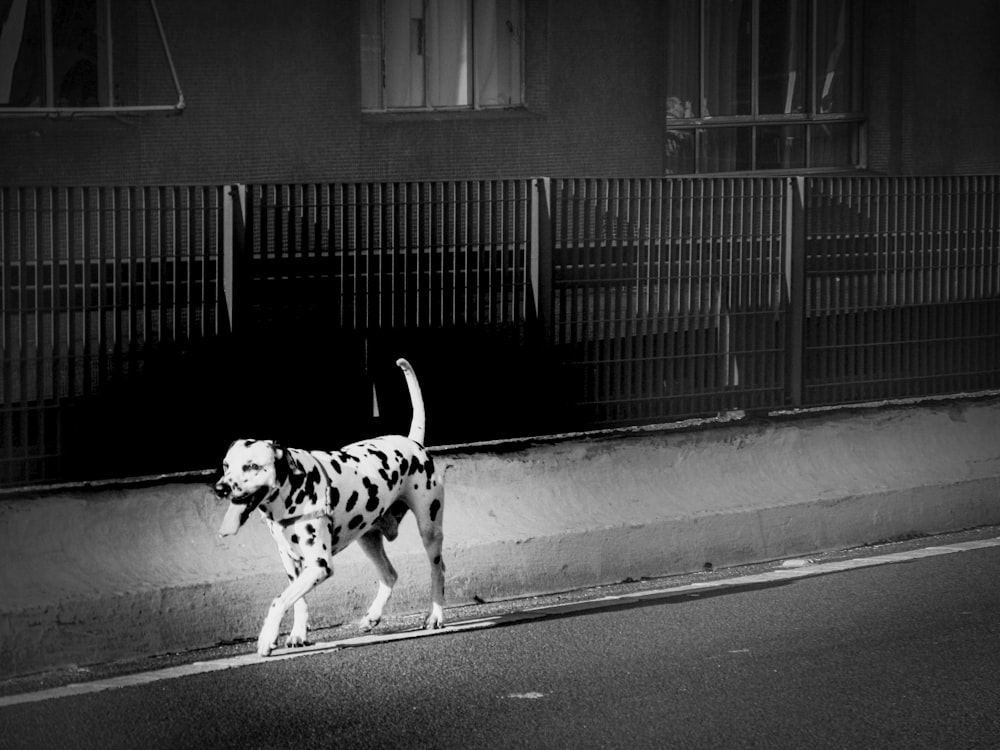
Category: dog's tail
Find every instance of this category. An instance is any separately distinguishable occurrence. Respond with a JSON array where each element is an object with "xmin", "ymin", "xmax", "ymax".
[{"xmin": 396, "ymin": 358, "xmax": 426, "ymax": 444}]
